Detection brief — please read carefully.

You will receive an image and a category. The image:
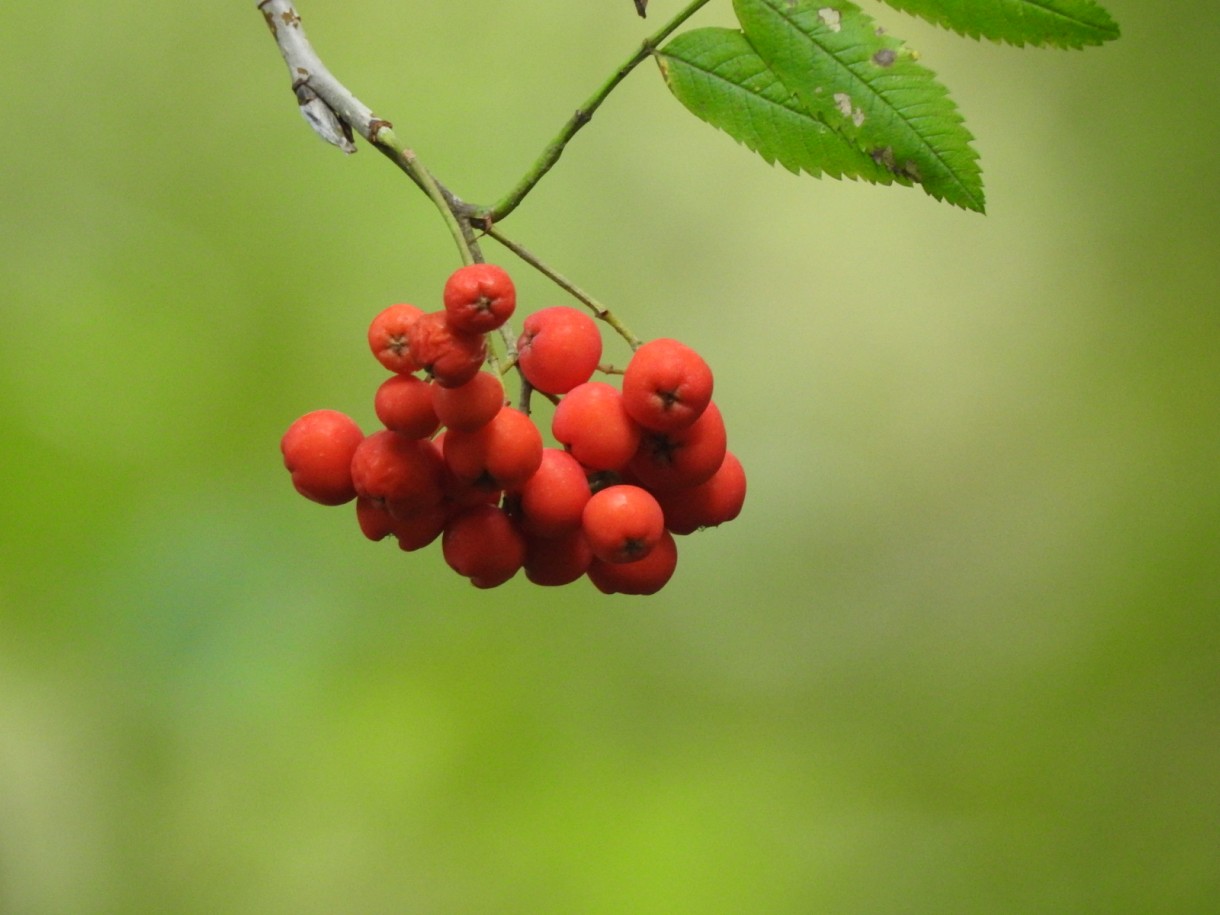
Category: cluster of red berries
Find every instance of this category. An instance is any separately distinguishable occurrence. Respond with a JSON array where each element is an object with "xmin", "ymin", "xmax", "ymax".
[{"xmin": 280, "ymin": 264, "xmax": 745, "ymax": 594}]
